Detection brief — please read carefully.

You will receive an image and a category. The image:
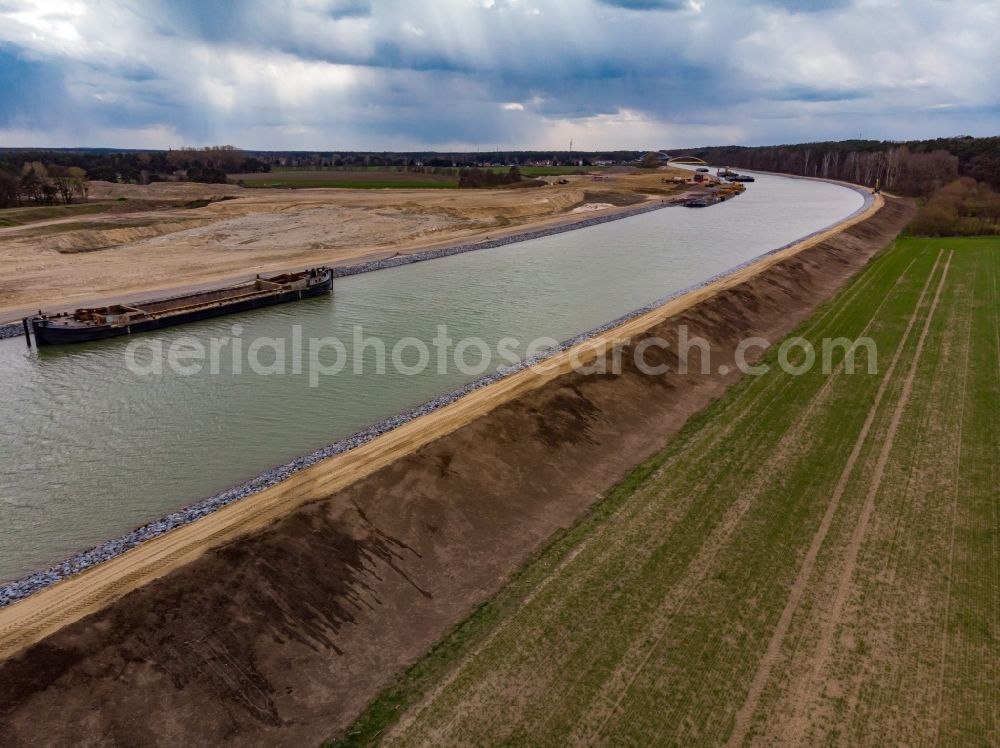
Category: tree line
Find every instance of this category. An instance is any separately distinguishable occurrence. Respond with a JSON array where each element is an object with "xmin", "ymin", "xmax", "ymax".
[
  {"xmin": 0, "ymin": 145, "xmax": 274, "ymax": 206},
  {"xmin": 0, "ymin": 162, "xmax": 89, "ymax": 208},
  {"xmin": 670, "ymin": 136, "xmax": 999, "ymax": 196},
  {"xmin": 457, "ymin": 166, "xmax": 525, "ymax": 188},
  {"xmin": 4, "ymin": 137, "xmax": 995, "ymax": 204},
  {"xmin": 909, "ymin": 178, "xmax": 1000, "ymax": 236},
  {"xmin": 246, "ymin": 150, "xmax": 637, "ymax": 169},
  {"xmin": 0, "ymin": 146, "xmax": 640, "ymax": 194}
]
